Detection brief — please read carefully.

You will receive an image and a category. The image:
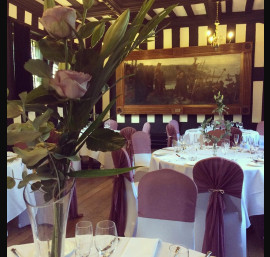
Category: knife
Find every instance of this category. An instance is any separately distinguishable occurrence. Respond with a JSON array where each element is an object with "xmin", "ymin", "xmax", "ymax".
[
  {"xmin": 11, "ymin": 248, "xmax": 22, "ymax": 257},
  {"xmin": 205, "ymin": 251, "xmax": 212, "ymax": 257}
]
